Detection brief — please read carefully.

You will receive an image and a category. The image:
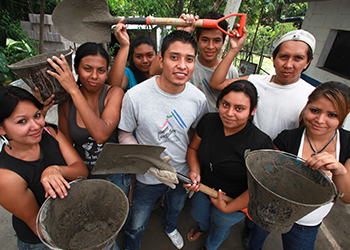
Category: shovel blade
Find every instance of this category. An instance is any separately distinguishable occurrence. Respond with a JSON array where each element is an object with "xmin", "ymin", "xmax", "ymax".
[{"xmin": 91, "ymin": 143, "xmax": 167, "ymax": 175}]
